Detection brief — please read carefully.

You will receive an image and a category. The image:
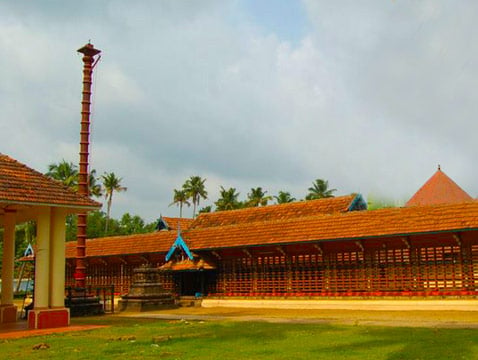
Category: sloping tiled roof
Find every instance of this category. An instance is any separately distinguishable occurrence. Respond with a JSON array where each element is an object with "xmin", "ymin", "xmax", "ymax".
[
  {"xmin": 184, "ymin": 202, "xmax": 478, "ymax": 250},
  {"xmin": 0, "ymin": 154, "xmax": 100, "ymax": 209},
  {"xmin": 190, "ymin": 195, "xmax": 358, "ymax": 229},
  {"xmin": 406, "ymin": 167, "xmax": 473, "ymax": 207},
  {"xmin": 162, "ymin": 217, "xmax": 194, "ymax": 230},
  {"xmin": 65, "ymin": 231, "xmax": 176, "ymax": 258},
  {"xmin": 67, "ymin": 201, "xmax": 478, "ymax": 258}
]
